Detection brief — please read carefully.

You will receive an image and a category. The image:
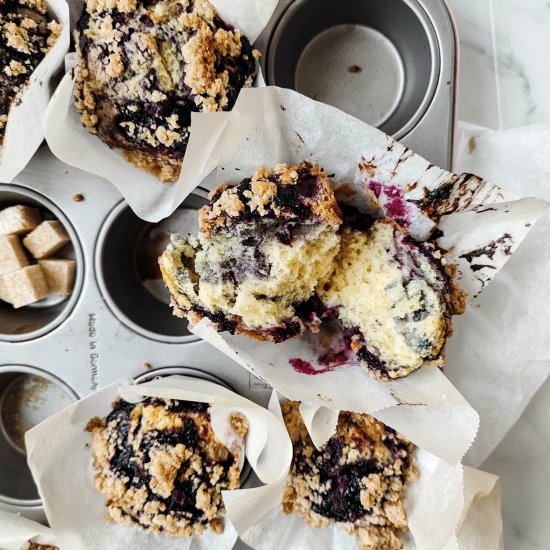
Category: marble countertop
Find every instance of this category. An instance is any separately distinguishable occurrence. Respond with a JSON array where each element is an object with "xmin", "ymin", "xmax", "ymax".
[{"xmin": 447, "ymin": 1, "xmax": 550, "ymax": 548}]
